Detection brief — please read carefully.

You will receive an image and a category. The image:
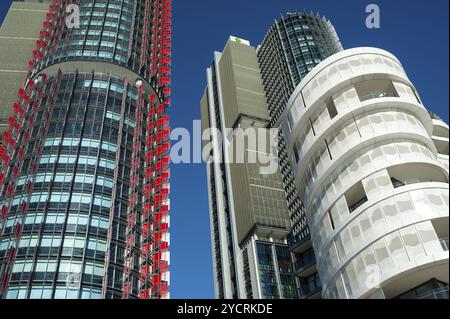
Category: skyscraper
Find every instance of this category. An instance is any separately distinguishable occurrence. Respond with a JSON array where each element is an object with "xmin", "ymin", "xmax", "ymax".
[
  {"xmin": 280, "ymin": 47, "xmax": 449, "ymax": 299},
  {"xmin": 201, "ymin": 37, "xmax": 298, "ymax": 299},
  {"xmin": 257, "ymin": 12, "xmax": 343, "ymax": 298},
  {"xmin": 258, "ymin": 12, "xmax": 342, "ymax": 126},
  {"xmin": 0, "ymin": 0, "xmax": 171, "ymax": 299}
]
